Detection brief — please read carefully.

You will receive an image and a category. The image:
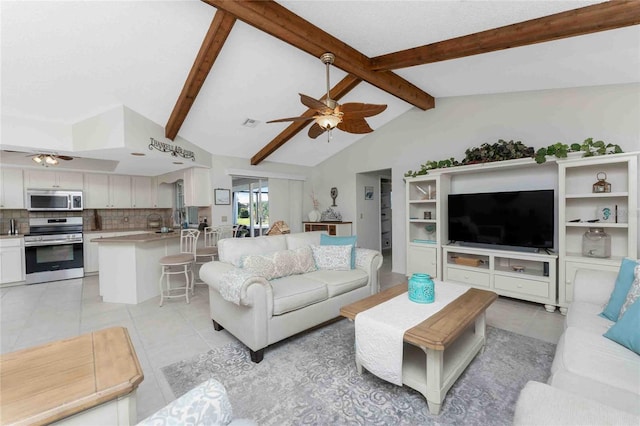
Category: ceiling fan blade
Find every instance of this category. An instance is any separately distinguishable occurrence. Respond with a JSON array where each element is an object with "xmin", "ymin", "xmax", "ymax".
[
  {"xmin": 56, "ymin": 155, "xmax": 74, "ymax": 161},
  {"xmin": 299, "ymin": 94, "xmax": 332, "ymax": 114},
  {"xmin": 340, "ymin": 103, "xmax": 387, "ymax": 118},
  {"xmin": 267, "ymin": 116, "xmax": 314, "ymax": 124},
  {"xmin": 337, "ymin": 117, "xmax": 373, "ymax": 134},
  {"xmin": 308, "ymin": 122, "xmax": 327, "ymax": 139}
]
